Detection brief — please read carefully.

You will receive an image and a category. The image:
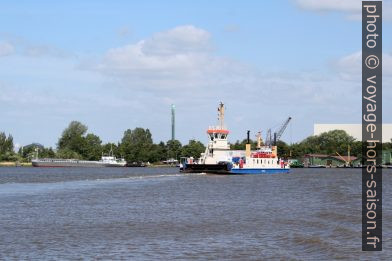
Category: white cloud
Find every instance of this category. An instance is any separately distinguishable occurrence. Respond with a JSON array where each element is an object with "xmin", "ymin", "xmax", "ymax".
[
  {"xmin": 295, "ymin": 0, "xmax": 392, "ymax": 20},
  {"xmin": 92, "ymin": 25, "xmax": 249, "ymax": 94},
  {"xmin": 89, "ymin": 25, "xmax": 369, "ymax": 109},
  {"xmin": 0, "ymin": 42, "xmax": 14, "ymax": 56},
  {"xmin": 141, "ymin": 25, "xmax": 212, "ymax": 55}
]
